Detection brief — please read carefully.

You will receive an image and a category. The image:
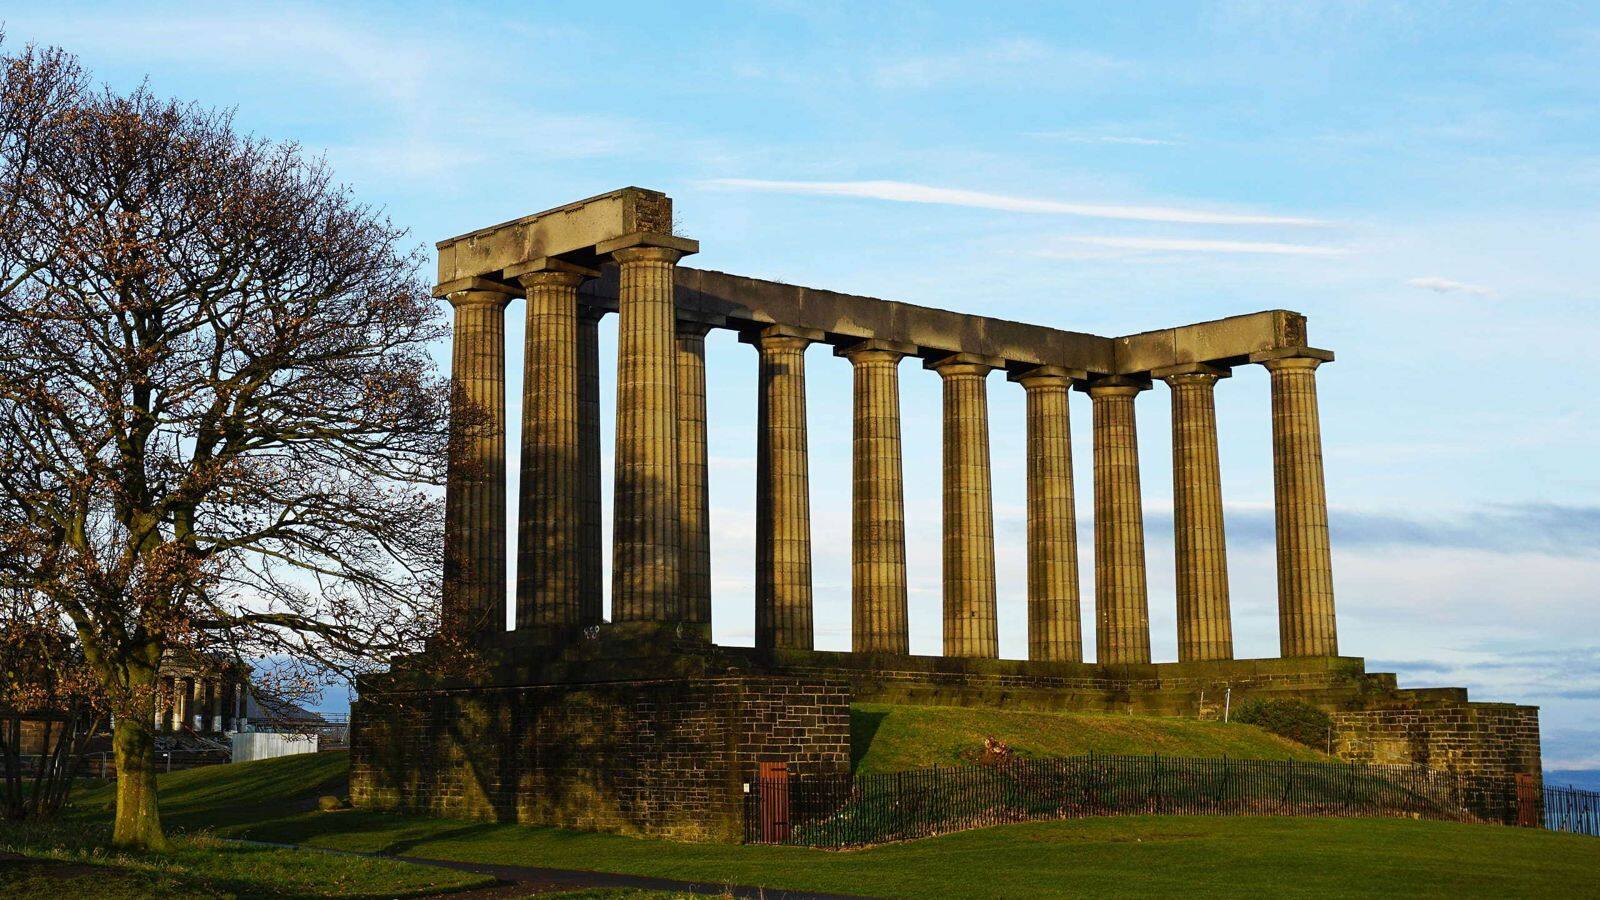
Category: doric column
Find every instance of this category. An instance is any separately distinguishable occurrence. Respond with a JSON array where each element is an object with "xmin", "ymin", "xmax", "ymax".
[
  {"xmin": 204, "ymin": 679, "xmax": 219, "ymax": 732},
  {"xmin": 220, "ymin": 681, "xmax": 234, "ymax": 732},
  {"xmin": 1254, "ymin": 348, "xmax": 1338, "ymax": 657},
  {"xmin": 928, "ymin": 353, "xmax": 1000, "ymax": 659},
  {"xmin": 746, "ymin": 325, "xmax": 820, "ymax": 650},
  {"xmin": 1157, "ymin": 363, "xmax": 1234, "ymax": 662},
  {"xmin": 839, "ymin": 340, "xmax": 912, "ymax": 654},
  {"xmin": 607, "ymin": 241, "xmax": 693, "ymax": 624},
  {"xmin": 443, "ymin": 282, "xmax": 515, "ymax": 639},
  {"xmin": 1011, "ymin": 365, "xmax": 1084, "ymax": 663},
  {"xmin": 186, "ymin": 677, "xmax": 200, "ymax": 729},
  {"xmin": 510, "ymin": 262, "xmax": 595, "ymax": 631},
  {"xmin": 576, "ymin": 306, "xmax": 605, "ymax": 626},
  {"xmin": 1084, "ymin": 376, "xmax": 1152, "ymax": 665},
  {"xmin": 677, "ymin": 319, "xmax": 716, "ymax": 638},
  {"xmin": 158, "ymin": 676, "xmax": 173, "ymax": 731}
]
